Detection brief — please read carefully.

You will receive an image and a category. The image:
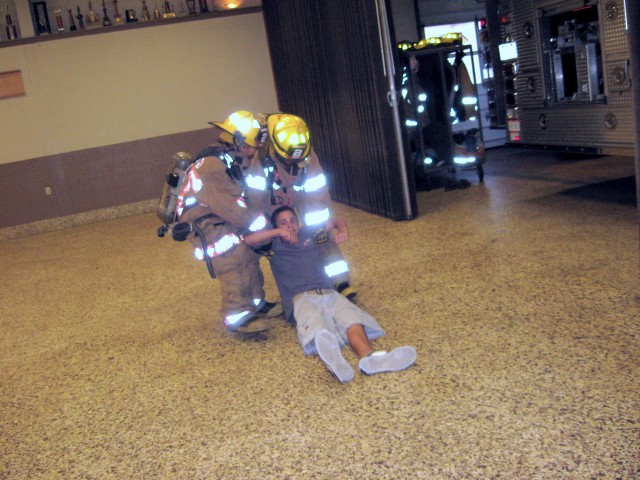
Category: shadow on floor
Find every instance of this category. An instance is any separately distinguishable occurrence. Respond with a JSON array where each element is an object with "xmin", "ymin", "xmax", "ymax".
[{"xmin": 559, "ymin": 176, "xmax": 637, "ymax": 206}]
